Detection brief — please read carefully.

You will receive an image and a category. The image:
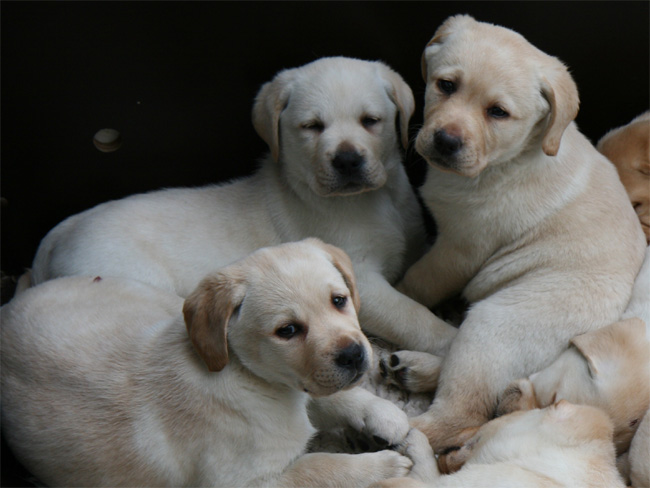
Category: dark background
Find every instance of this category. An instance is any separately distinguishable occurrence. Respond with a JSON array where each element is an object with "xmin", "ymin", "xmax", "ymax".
[{"xmin": 1, "ymin": 1, "xmax": 648, "ymax": 486}]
